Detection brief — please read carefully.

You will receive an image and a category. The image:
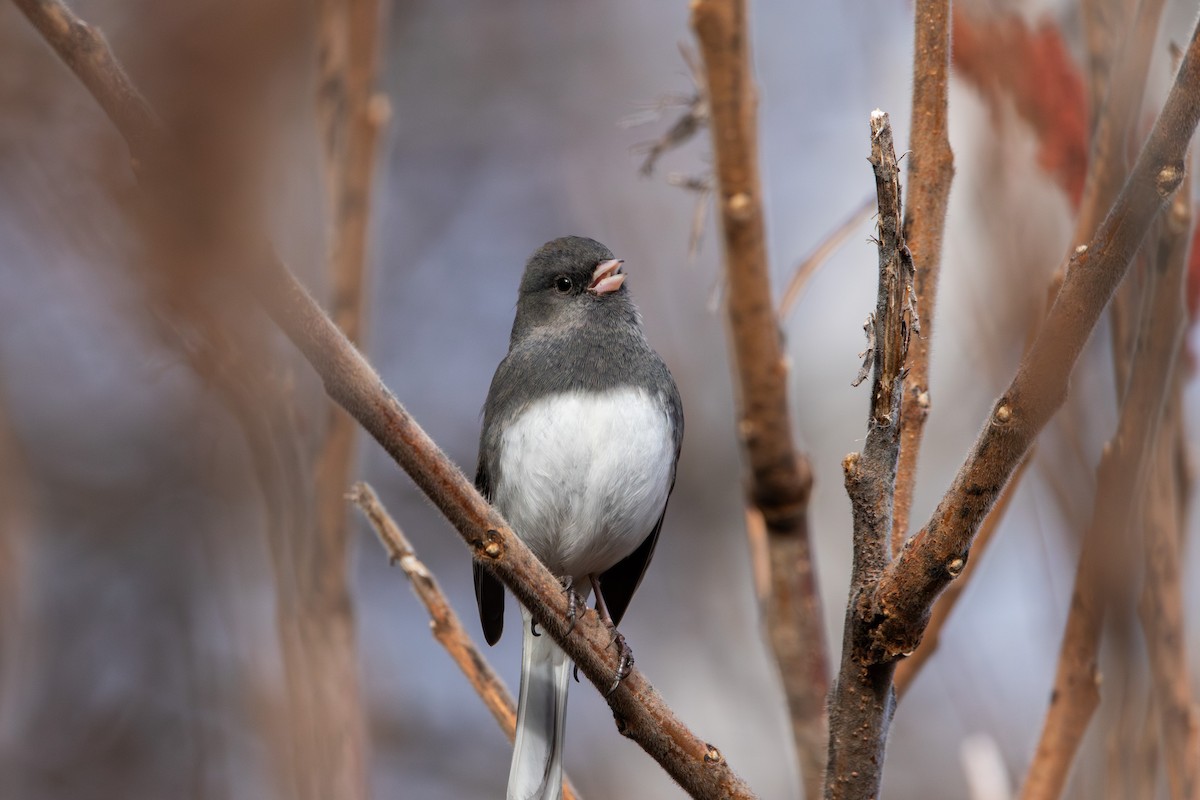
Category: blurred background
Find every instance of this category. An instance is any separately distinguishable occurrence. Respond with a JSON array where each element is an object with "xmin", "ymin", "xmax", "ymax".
[{"xmin": 1, "ymin": 0, "xmax": 1197, "ymax": 798}]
